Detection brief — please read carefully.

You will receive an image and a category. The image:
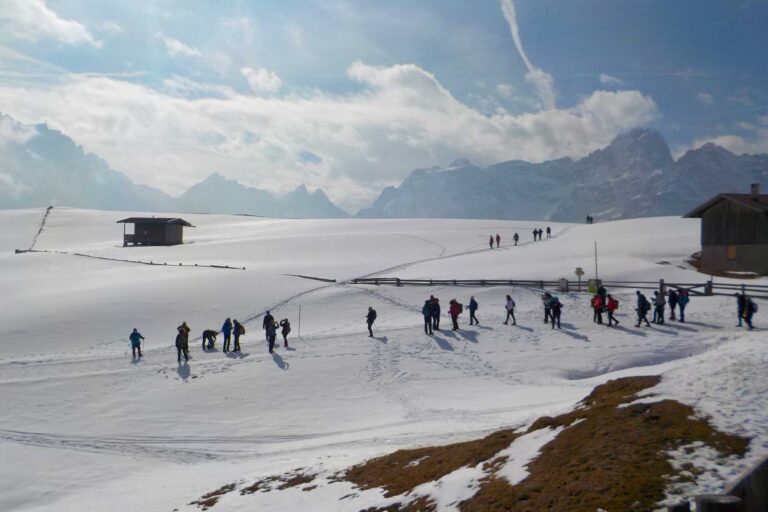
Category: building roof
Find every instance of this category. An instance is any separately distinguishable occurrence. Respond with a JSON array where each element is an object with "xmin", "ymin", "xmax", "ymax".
[
  {"xmin": 116, "ymin": 217, "xmax": 195, "ymax": 227},
  {"xmin": 684, "ymin": 193, "xmax": 768, "ymax": 218}
]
